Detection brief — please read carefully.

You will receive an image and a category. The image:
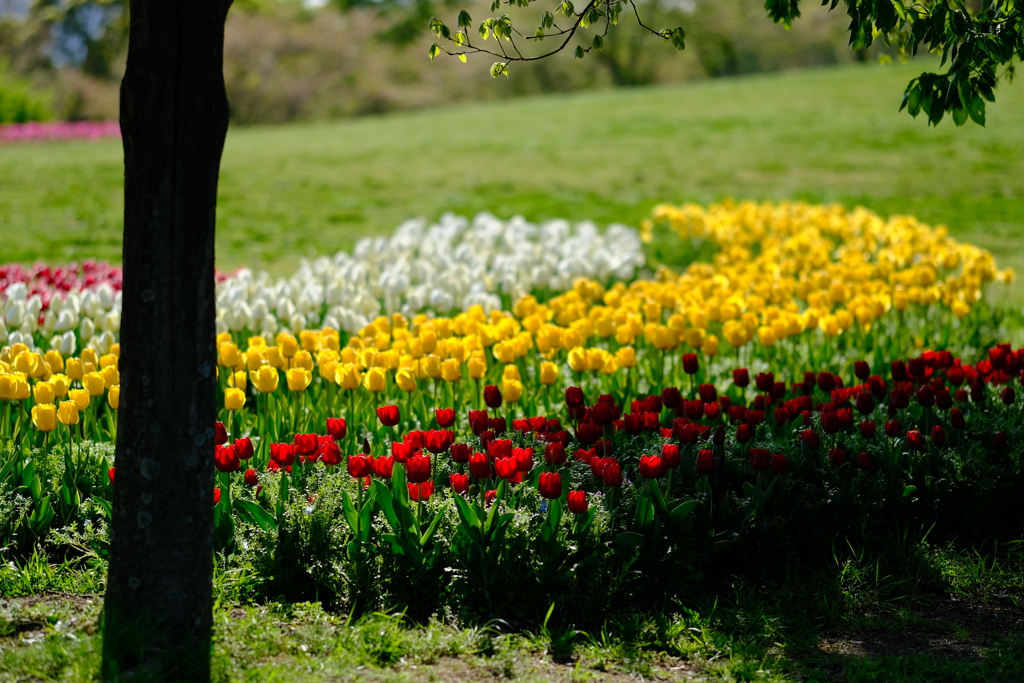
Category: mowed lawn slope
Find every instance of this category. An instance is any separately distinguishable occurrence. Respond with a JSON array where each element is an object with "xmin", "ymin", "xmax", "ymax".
[{"xmin": 1, "ymin": 60, "xmax": 1022, "ymax": 301}]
